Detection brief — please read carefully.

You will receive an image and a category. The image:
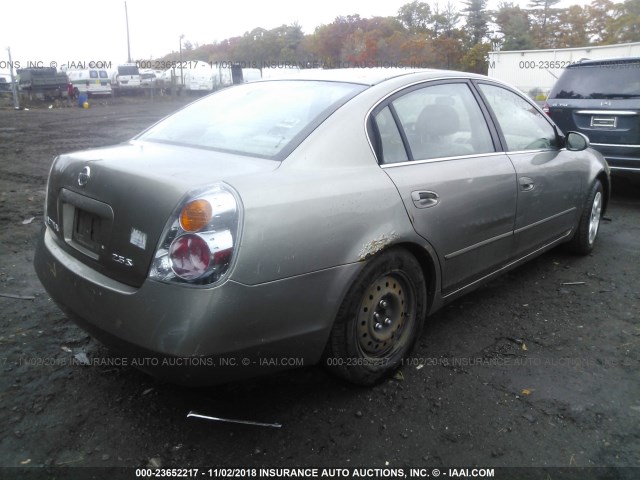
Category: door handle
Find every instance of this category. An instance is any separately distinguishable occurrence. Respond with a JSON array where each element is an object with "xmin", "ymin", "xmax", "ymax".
[
  {"xmin": 411, "ymin": 190, "xmax": 440, "ymax": 208},
  {"xmin": 519, "ymin": 176, "xmax": 535, "ymax": 192}
]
